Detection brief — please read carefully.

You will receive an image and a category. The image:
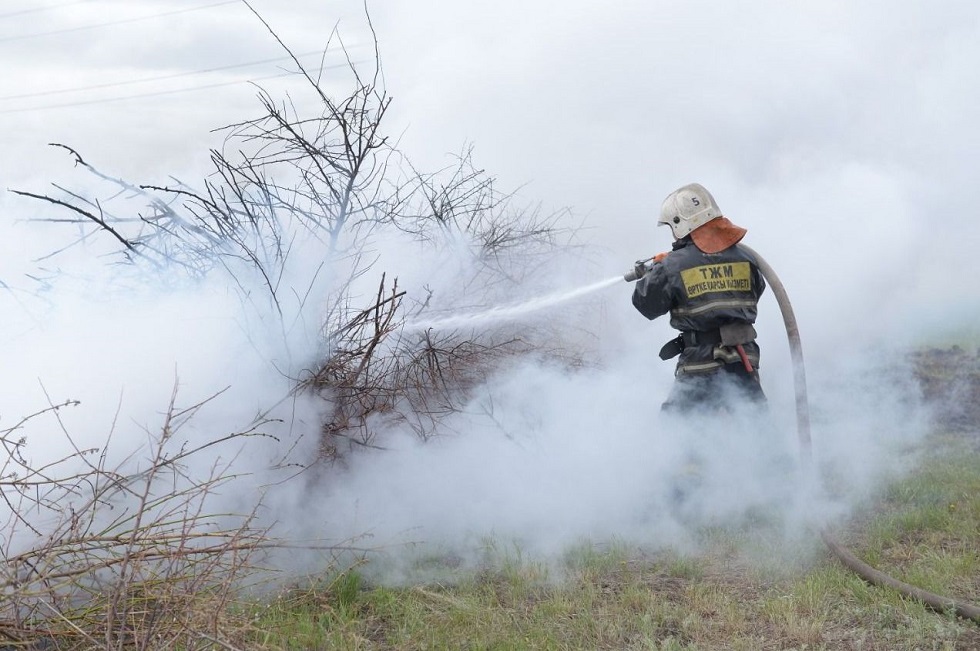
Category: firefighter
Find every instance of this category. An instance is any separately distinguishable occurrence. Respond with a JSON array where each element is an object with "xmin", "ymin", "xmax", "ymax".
[{"xmin": 631, "ymin": 183, "xmax": 767, "ymax": 412}]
